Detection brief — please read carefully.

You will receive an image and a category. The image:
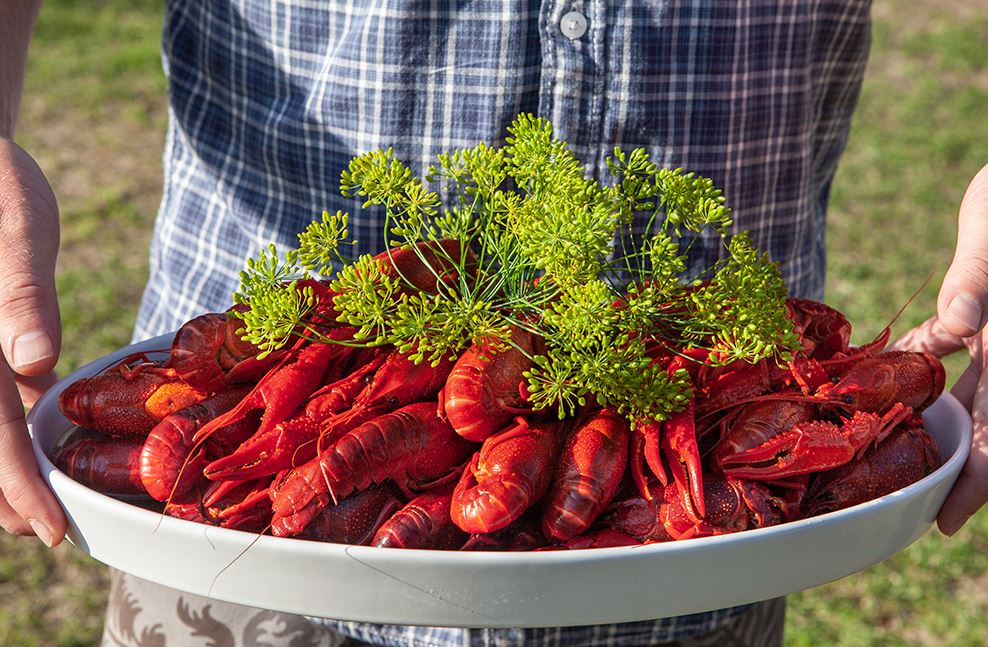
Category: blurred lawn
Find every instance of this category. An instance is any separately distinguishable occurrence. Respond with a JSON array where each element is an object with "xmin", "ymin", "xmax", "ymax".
[{"xmin": 2, "ymin": 0, "xmax": 987, "ymax": 645}]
